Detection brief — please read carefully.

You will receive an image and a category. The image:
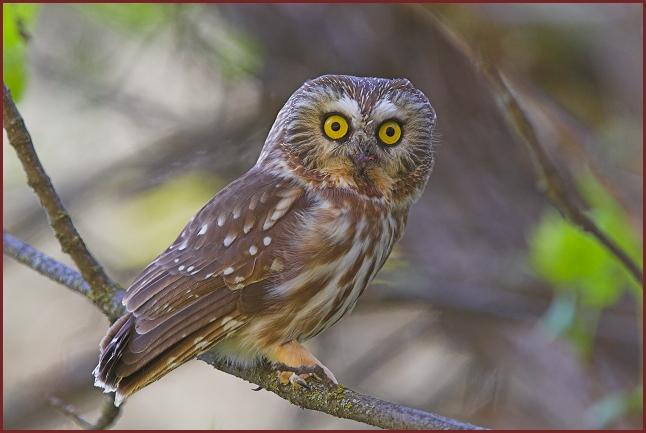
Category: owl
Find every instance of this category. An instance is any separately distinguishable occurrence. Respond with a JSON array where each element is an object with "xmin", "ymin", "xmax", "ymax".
[{"xmin": 94, "ymin": 75, "xmax": 437, "ymax": 406}]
